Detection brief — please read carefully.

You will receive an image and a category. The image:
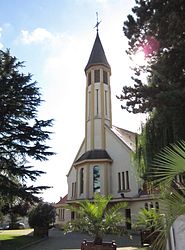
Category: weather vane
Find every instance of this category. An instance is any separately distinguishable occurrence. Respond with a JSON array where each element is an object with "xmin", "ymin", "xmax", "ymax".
[{"xmin": 94, "ymin": 12, "xmax": 101, "ymax": 32}]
